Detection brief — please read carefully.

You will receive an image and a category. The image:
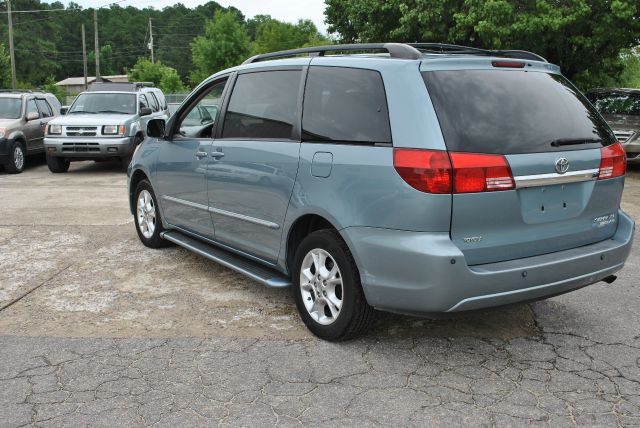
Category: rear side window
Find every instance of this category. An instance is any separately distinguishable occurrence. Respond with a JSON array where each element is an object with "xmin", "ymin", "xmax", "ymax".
[
  {"xmin": 36, "ymin": 99, "xmax": 53, "ymax": 117},
  {"xmin": 147, "ymin": 93, "xmax": 159, "ymax": 112},
  {"xmin": 423, "ymin": 70, "xmax": 616, "ymax": 154},
  {"xmin": 222, "ymin": 70, "xmax": 301, "ymax": 139},
  {"xmin": 139, "ymin": 94, "xmax": 149, "ymax": 110},
  {"xmin": 302, "ymin": 67, "xmax": 391, "ymax": 144},
  {"xmin": 155, "ymin": 91, "xmax": 167, "ymax": 109}
]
